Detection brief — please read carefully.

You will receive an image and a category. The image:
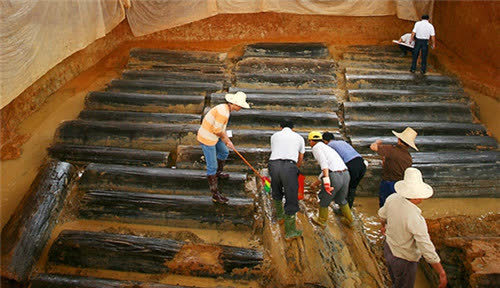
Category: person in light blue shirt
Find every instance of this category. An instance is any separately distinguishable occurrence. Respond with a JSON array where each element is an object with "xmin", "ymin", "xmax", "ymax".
[{"xmin": 322, "ymin": 132, "xmax": 366, "ymax": 208}]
